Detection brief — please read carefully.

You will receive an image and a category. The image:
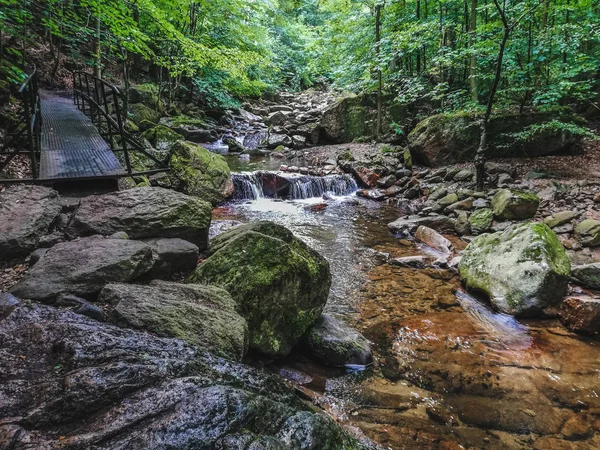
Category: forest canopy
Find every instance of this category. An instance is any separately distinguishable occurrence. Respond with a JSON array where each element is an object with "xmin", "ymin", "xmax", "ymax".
[{"xmin": 1, "ymin": 0, "xmax": 599, "ymax": 114}]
